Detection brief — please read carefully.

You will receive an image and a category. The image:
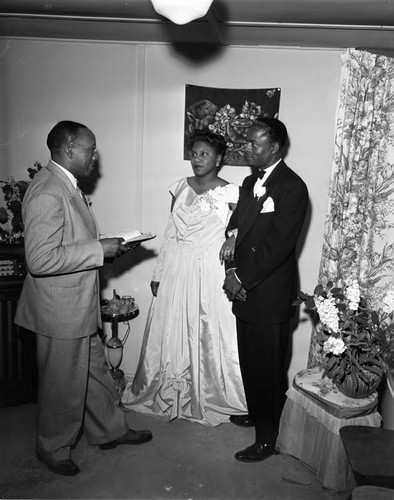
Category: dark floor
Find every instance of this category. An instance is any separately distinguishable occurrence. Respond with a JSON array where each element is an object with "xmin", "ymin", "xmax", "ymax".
[{"xmin": 0, "ymin": 403, "xmax": 351, "ymax": 500}]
